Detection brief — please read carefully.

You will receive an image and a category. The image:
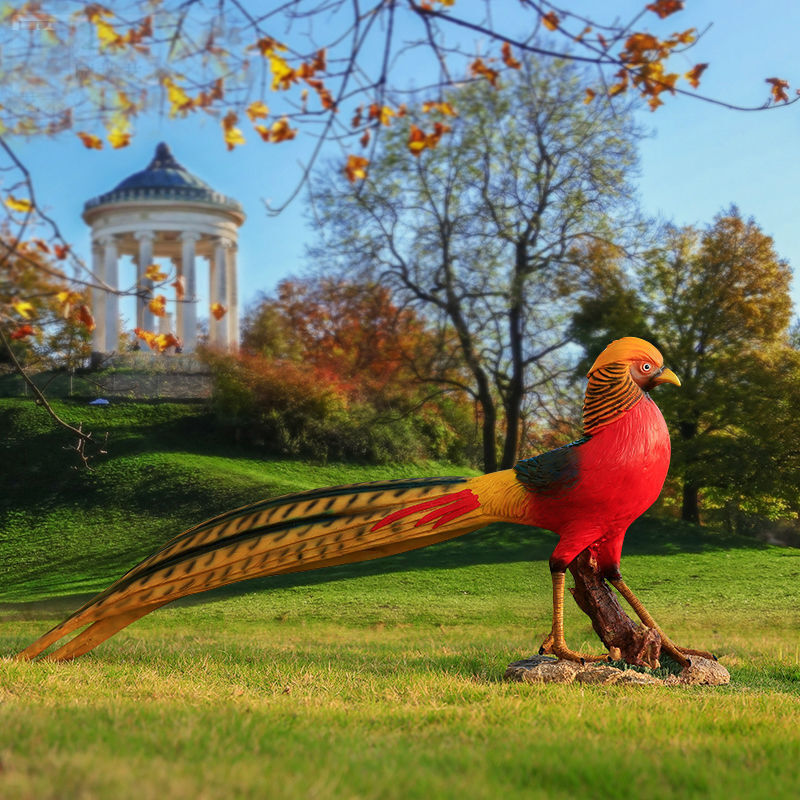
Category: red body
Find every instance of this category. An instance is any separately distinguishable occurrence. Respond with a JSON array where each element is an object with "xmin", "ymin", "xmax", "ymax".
[{"xmin": 526, "ymin": 396, "xmax": 671, "ymax": 576}]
